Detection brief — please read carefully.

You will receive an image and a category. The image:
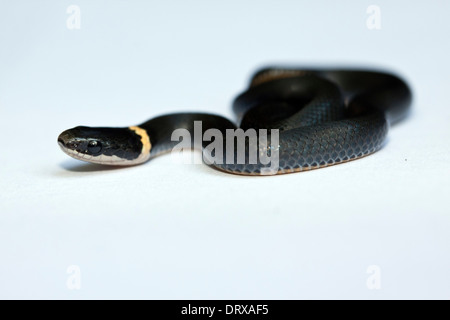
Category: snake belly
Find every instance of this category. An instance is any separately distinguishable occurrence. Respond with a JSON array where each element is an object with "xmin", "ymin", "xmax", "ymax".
[{"xmin": 57, "ymin": 68, "xmax": 412, "ymax": 175}]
